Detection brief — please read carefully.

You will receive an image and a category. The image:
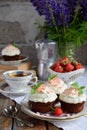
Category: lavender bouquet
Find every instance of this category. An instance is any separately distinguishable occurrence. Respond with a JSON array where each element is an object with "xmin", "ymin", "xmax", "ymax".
[{"xmin": 30, "ymin": 0, "xmax": 87, "ymax": 50}]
